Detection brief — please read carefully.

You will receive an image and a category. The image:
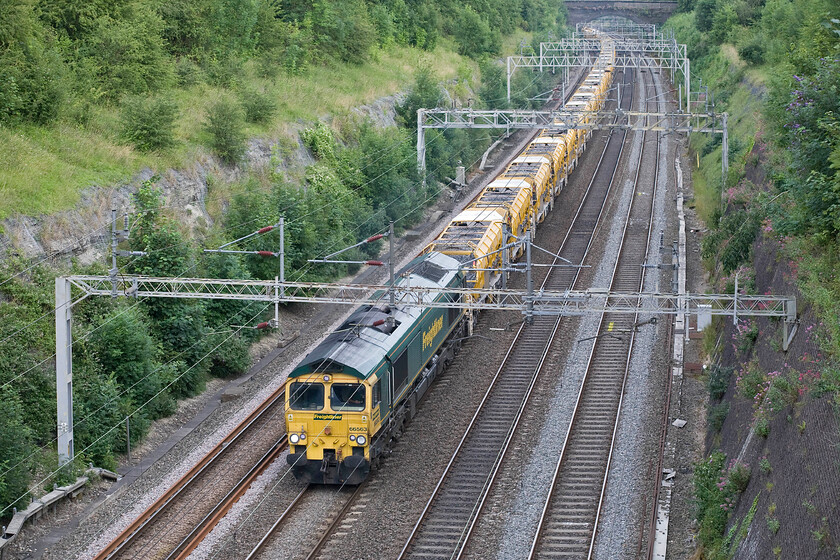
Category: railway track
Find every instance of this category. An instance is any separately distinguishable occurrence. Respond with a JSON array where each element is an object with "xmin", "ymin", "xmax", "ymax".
[
  {"xmin": 395, "ymin": 68, "xmax": 637, "ymax": 560},
  {"xmin": 528, "ymin": 62, "xmax": 664, "ymax": 559},
  {"xmin": 94, "ymin": 388, "xmax": 288, "ymax": 560}
]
